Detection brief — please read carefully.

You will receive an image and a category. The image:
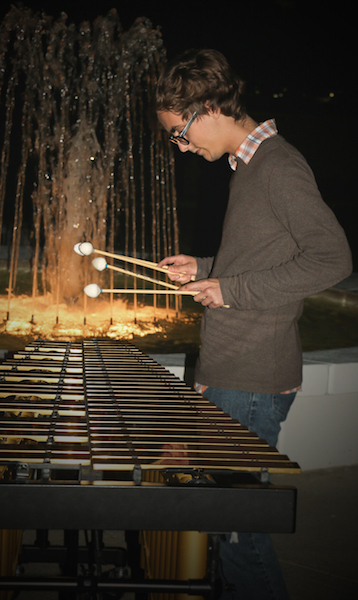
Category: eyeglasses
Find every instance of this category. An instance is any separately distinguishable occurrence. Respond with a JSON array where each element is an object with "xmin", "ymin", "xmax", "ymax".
[{"xmin": 169, "ymin": 111, "xmax": 198, "ymax": 145}]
